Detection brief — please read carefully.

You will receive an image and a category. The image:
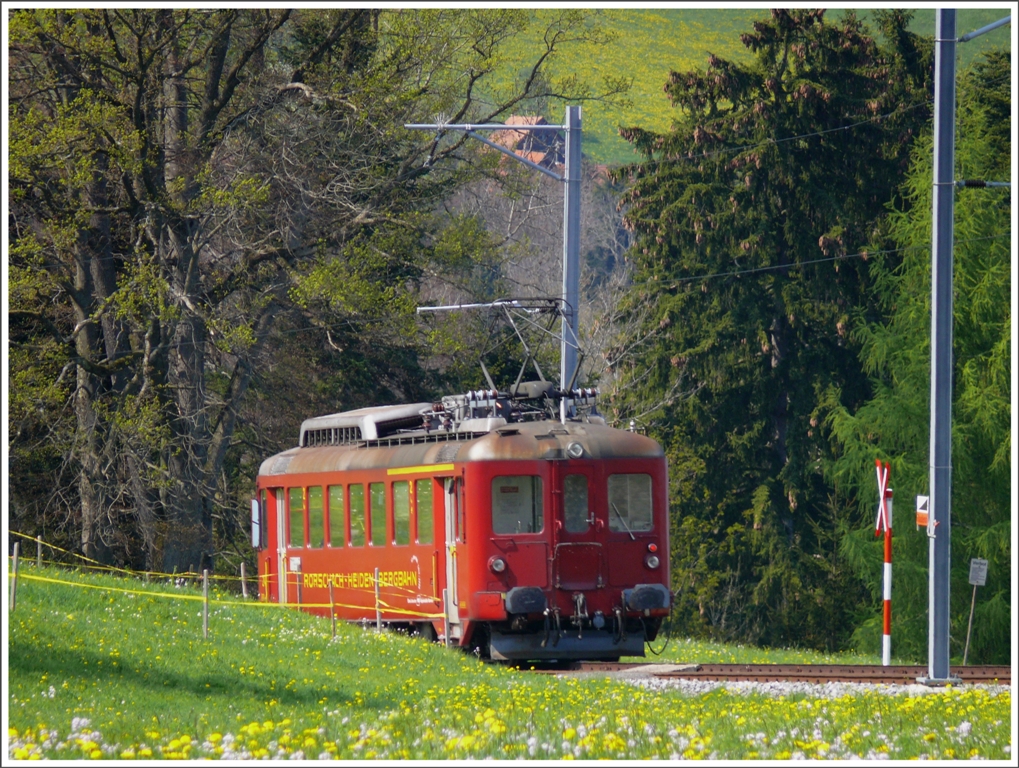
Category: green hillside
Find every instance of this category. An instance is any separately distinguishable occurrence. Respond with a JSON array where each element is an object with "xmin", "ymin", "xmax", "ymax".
[{"xmin": 505, "ymin": 8, "xmax": 1011, "ymax": 166}]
